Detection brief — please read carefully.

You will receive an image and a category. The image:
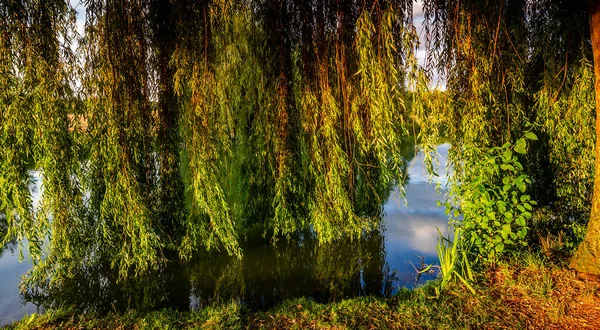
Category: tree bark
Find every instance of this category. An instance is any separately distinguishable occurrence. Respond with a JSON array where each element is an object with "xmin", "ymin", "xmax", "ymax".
[{"xmin": 570, "ymin": 0, "xmax": 600, "ymax": 275}]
